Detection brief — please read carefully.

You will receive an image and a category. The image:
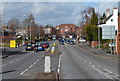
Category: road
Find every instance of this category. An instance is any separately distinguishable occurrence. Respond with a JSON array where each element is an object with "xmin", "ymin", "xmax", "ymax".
[
  {"xmin": 1, "ymin": 41, "xmax": 60, "ymax": 79},
  {"xmin": 59, "ymin": 44, "xmax": 119, "ymax": 80},
  {"xmin": 1, "ymin": 41, "xmax": 119, "ymax": 80}
]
